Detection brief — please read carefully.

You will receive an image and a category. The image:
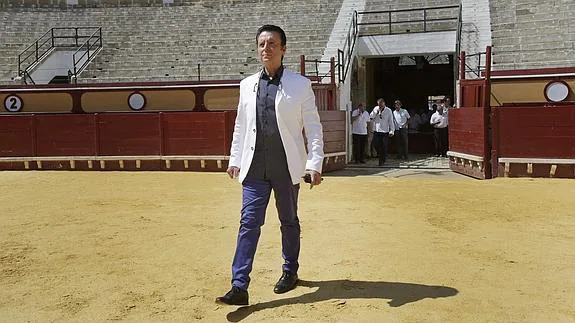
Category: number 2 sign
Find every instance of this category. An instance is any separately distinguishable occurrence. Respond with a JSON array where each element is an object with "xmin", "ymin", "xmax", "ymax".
[{"xmin": 4, "ymin": 95, "xmax": 23, "ymax": 112}]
